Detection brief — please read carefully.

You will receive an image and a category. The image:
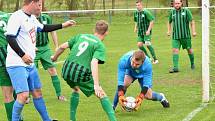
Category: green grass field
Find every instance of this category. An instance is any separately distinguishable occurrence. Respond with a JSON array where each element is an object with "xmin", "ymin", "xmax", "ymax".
[{"xmin": 1, "ymin": 11, "xmax": 215, "ymax": 121}]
